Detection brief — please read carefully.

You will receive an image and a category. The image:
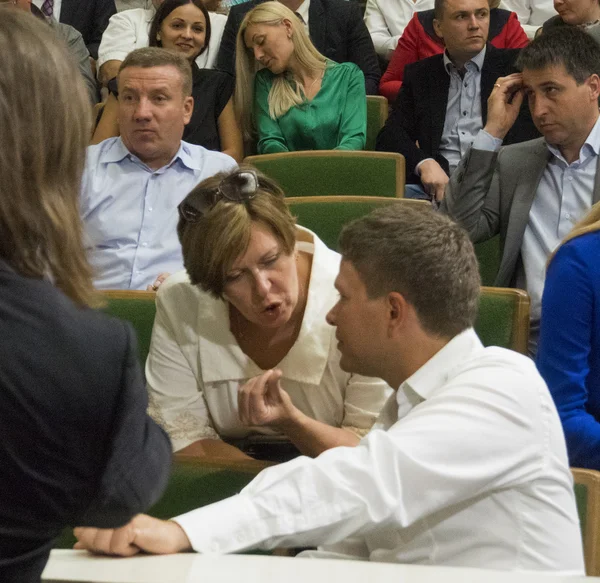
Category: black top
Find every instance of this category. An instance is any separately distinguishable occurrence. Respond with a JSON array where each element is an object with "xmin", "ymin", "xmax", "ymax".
[
  {"xmin": 109, "ymin": 64, "xmax": 233, "ymax": 152},
  {"xmin": 184, "ymin": 64, "xmax": 234, "ymax": 150},
  {"xmin": 0, "ymin": 261, "xmax": 171, "ymax": 582}
]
